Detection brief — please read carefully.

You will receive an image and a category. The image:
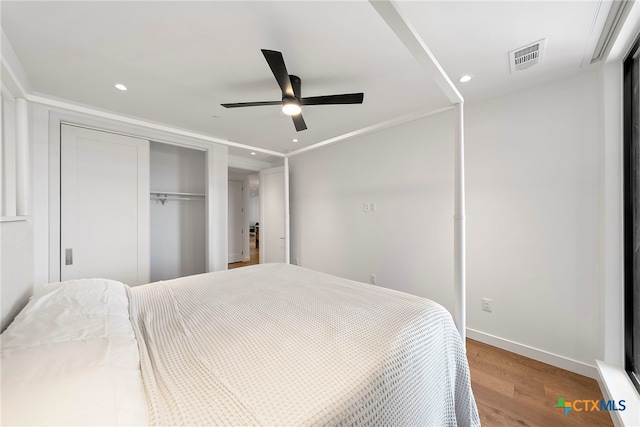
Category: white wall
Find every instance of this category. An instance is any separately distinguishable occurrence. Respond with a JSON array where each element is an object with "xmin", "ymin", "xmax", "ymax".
[
  {"xmin": 291, "ymin": 110, "xmax": 456, "ymax": 308},
  {"xmin": 290, "ymin": 68, "xmax": 602, "ymax": 374},
  {"xmin": 250, "ymin": 194, "xmax": 260, "ymax": 225},
  {"xmin": 1, "ymin": 221, "xmax": 32, "ymax": 331},
  {"xmin": 0, "ymin": 84, "xmax": 33, "ymax": 331},
  {"xmin": 464, "ymin": 70, "xmax": 600, "ymax": 370},
  {"xmin": 150, "ymin": 142, "xmax": 206, "ymax": 281}
]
